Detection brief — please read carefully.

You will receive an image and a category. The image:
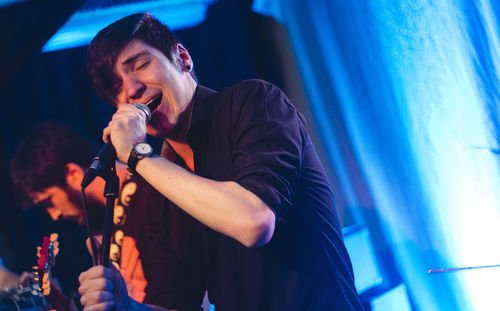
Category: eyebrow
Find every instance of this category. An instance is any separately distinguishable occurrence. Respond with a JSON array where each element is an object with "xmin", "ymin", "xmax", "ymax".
[{"xmin": 121, "ymin": 51, "xmax": 151, "ymax": 66}]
